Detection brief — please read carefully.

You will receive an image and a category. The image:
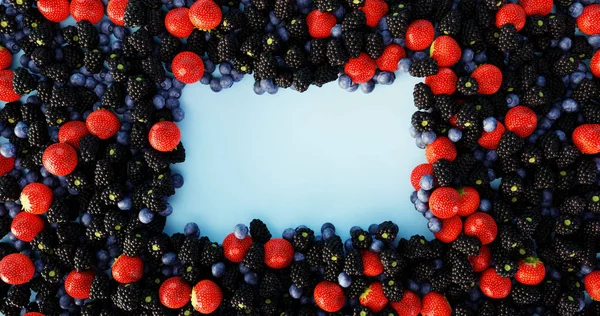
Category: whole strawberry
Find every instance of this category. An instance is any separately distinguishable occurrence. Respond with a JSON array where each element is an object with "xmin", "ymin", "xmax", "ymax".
[
  {"xmin": 306, "ymin": 10, "xmax": 336, "ymax": 39},
  {"xmin": 457, "ymin": 186, "xmax": 480, "ymax": 216},
  {"xmin": 425, "ymin": 136, "xmax": 457, "ymax": 164},
  {"xmin": 471, "ymin": 64, "xmax": 502, "ymax": 95},
  {"xmin": 405, "ymin": 19, "xmax": 434, "ymax": 51},
  {"xmin": 478, "ymin": 121, "xmax": 505, "ymax": 150},
  {"xmin": 468, "ymin": 245, "xmax": 491, "ymax": 272},
  {"xmin": 112, "ymin": 255, "xmax": 144, "ymax": 283},
  {"xmin": 42, "ymin": 143, "xmax": 78, "ymax": 176},
  {"xmin": 0, "ymin": 70, "xmax": 22, "ymax": 102},
  {"xmin": 165, "ymin": 7, "xmax": 195, "ymax": 38},
  {"xmin": 434, "ymin": 216, "xmax": 462, "ymax": 243},
  {"xmin": 504, "ymin": 106, "xmax": 537, "ymax": 138},
  {"xmin": 0, "ymin": 253, "xmax": 35, "ymax": 285},
  {"xmin": 65, "ymin": 270, "xmax": 95, "ymax": 299},
  {"xmin": 584, "ymin": 270, "xmax": 600, "ymax": 301},
  {"xmin": 573, "ymin": 124, "xmax": 600, "ymax": 154},
  {"xmin": 344, "ymin": 53, "xmax": 376, "ymax": 84},
  {"xmin": 430, "ymin": 36, "xmax": 461, "ymax": 67},
  {"xmin": 264, "ymin": 238, "xmax": 294, "ymax": 269},
  {"xmin": 172, "ymin": 51, "xmax": 205, "ymax": 84},
  {"xmin": 222, "ymin": 233, "xmax": 253, "ymax": 263},
  {"xmin": 86, "ymin": 109, "xmax": 121, "ymax": 140},
  {"xmin": 390, "ymin": 290, "xmax": 421, "ymax": 316},
  {"xmin": 361, "ymin": 250, "xmax": 384, "ymax": 277},
  {"xmin": 191, "ymin": 280, "xmax": 223, "ymax": 314},
  {"xmin": 10, "ymin": 211, "xmax": 44, "ymax": 242},
  {"xmin": 429, "ymin": 187, "xmax": 460, "ymax": 219},
  {"xmin": 421, "ymin": 292, "xmax": 451, "ymax": 316},
  {"xmin": 70, "ymin": 0, "xmax": 104, "ymax": 24},
  {"xmin": 360, "ymin": 0, "xmax": 388, "ymax": 27},
  {"xmin": 577, "ymin": 4, "xmax": 600, "ymax": 35},
  {"xmin": 519, "ymin": 0, "xmax": 553, "ymax": 16},
  {"xmin": 58, "ymin": 121, "xmax": 90, "ymax": 149},
  {"xmin": 425, "ymin": 67, "xmax": 457, "ymax": 95},
  {"xmin": 464, "ymin": 212, "xmax": 497, "ymax": 245},
  {"xmin": 0, "ymin": 45, "xmax": 11, "ymax": 70},
  {"xmin": 189, "ymin": 0, "xmax": 222, "ymax": 31},
  {"xmin": 107, "ymin": 0, "xmax": 129, "ymax": 26},
  {"xmin": 37, "ymin": 0, "xmax": 70, "ymax": 22},
  {"xmin": 515, "ymin": 257, "xmax": 545, "ymax": 285},
  {"xmin": 160, "ymin": 277, "xmax": 192, "ymax": 309},
  {"xmin": 376, "ymin": 43, "xmax": 405, "ymax": 72},
  {"xmin": 495, "ymin": 3, "xmax": 526, "ymax": 31},
  {"xmin": 479, "ymin": 268, "xmax": 511, "ymax": 299},
  {"xmin": 359, "ymin": 282, "xmax": 388, "ymax": 312},
  {"xmin": 149, "ymin": 121, "xmax": 181, "ymax": 152},
  {"xmin": 314, "ymin": 281, "xmax": 345, "ymax": 312},
  {"xmin": 20, "ymin": 183, "xmax": 53, "ymax": 215}
]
